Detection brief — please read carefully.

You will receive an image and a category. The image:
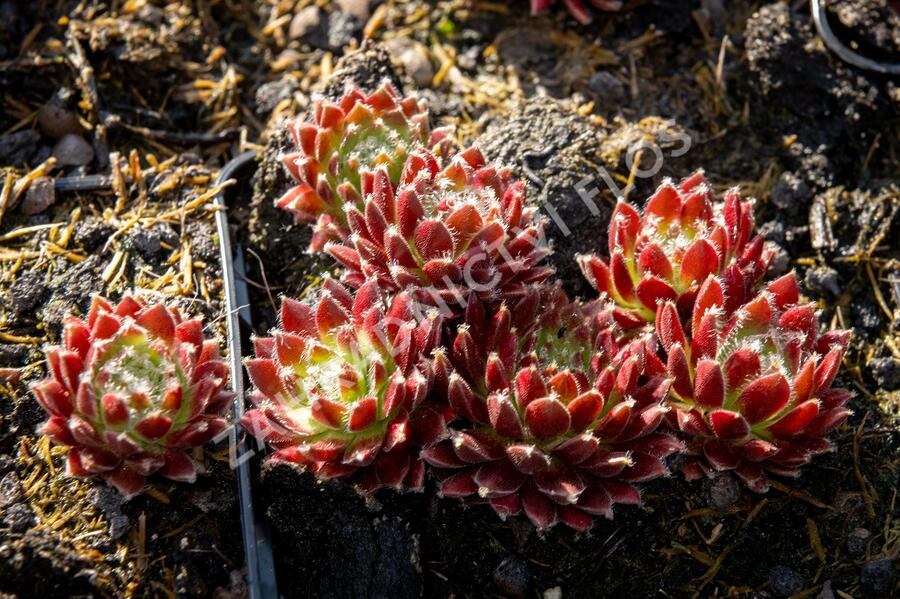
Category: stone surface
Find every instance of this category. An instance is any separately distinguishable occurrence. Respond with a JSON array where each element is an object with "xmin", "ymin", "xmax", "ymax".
[
  {"xmin": 334, "ymin": 0, "xmax": 370, "ymax": 22},
  {"xmin": 860, "ymin": 558, "xmax": 895, "ymax": 595},
  {"xmin": 51, "ymin": 134, "xmax": 94, "ymax": 167},
  {"xmin": 19, "ymin": 177, "xmax": 56, "ymax": 215},
  {"xmin": 587, "ymin": 71, "xmax": 626, "ymax": 103},
  {"xmin": 768, "ymin": 566, "xmax": 803, "ymax": 597},
  {"xmin": 846, "ymin": 527, "xmax": 872, "ymax": 556},
  {"xmin": 36, "ymin": 104, "xmax": 83, "ymax": 139},
  {"xmin": 492, "ymin": 557, "xmax": 531, "ymax": 599},
  {"xmin": 288, "ymin": 6, "xmax": 324, "ymax": 43},
  {"xmin": 706, "ymin": 473, "xmax": 741, "ymax": 509}
]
